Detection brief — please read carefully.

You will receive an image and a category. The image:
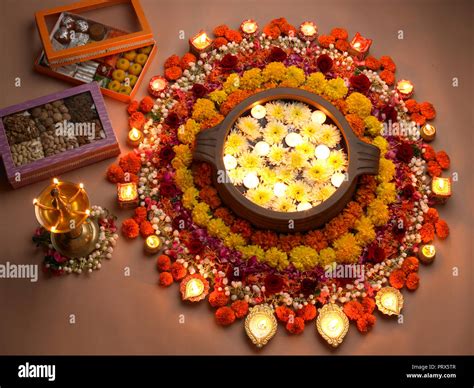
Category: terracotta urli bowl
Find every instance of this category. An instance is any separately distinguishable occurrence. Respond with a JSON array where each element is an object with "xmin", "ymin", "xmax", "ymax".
[{"xmin": 193, "ymin": 87, "xmax": 380, "ymax": 233}]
